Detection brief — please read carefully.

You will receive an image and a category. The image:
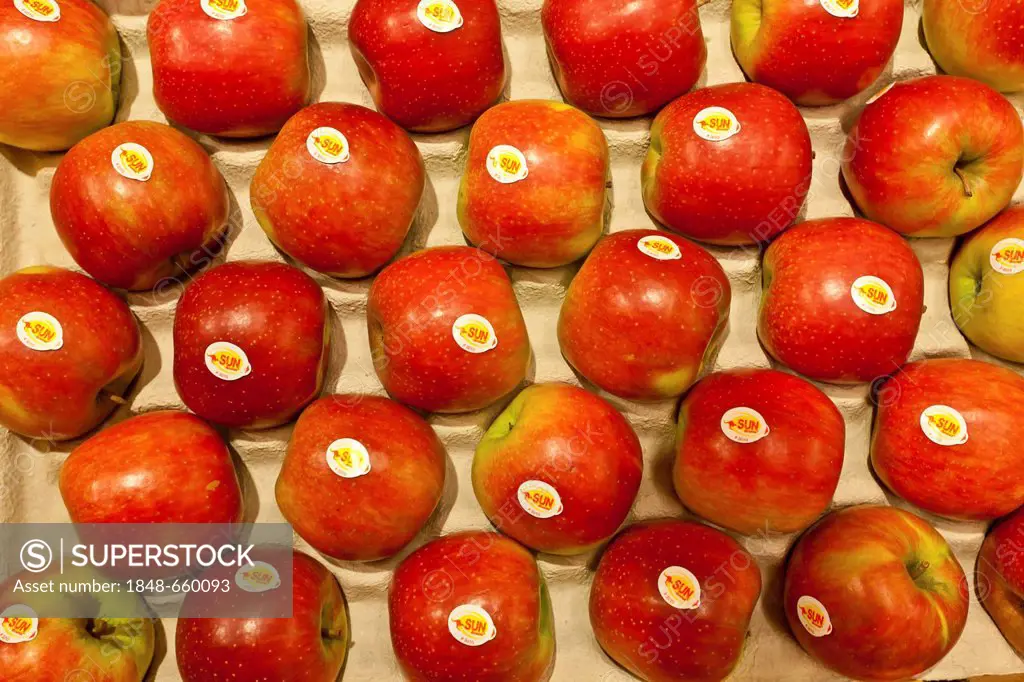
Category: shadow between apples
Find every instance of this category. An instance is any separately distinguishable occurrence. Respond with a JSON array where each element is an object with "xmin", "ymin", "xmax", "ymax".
[
  {"xmin": 307, "ymin": 27, "xmax": 328, "ymax": 105},
  {"xmin": 142, "ymin": 618, "xmax": 169, "ymax": 682}
]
